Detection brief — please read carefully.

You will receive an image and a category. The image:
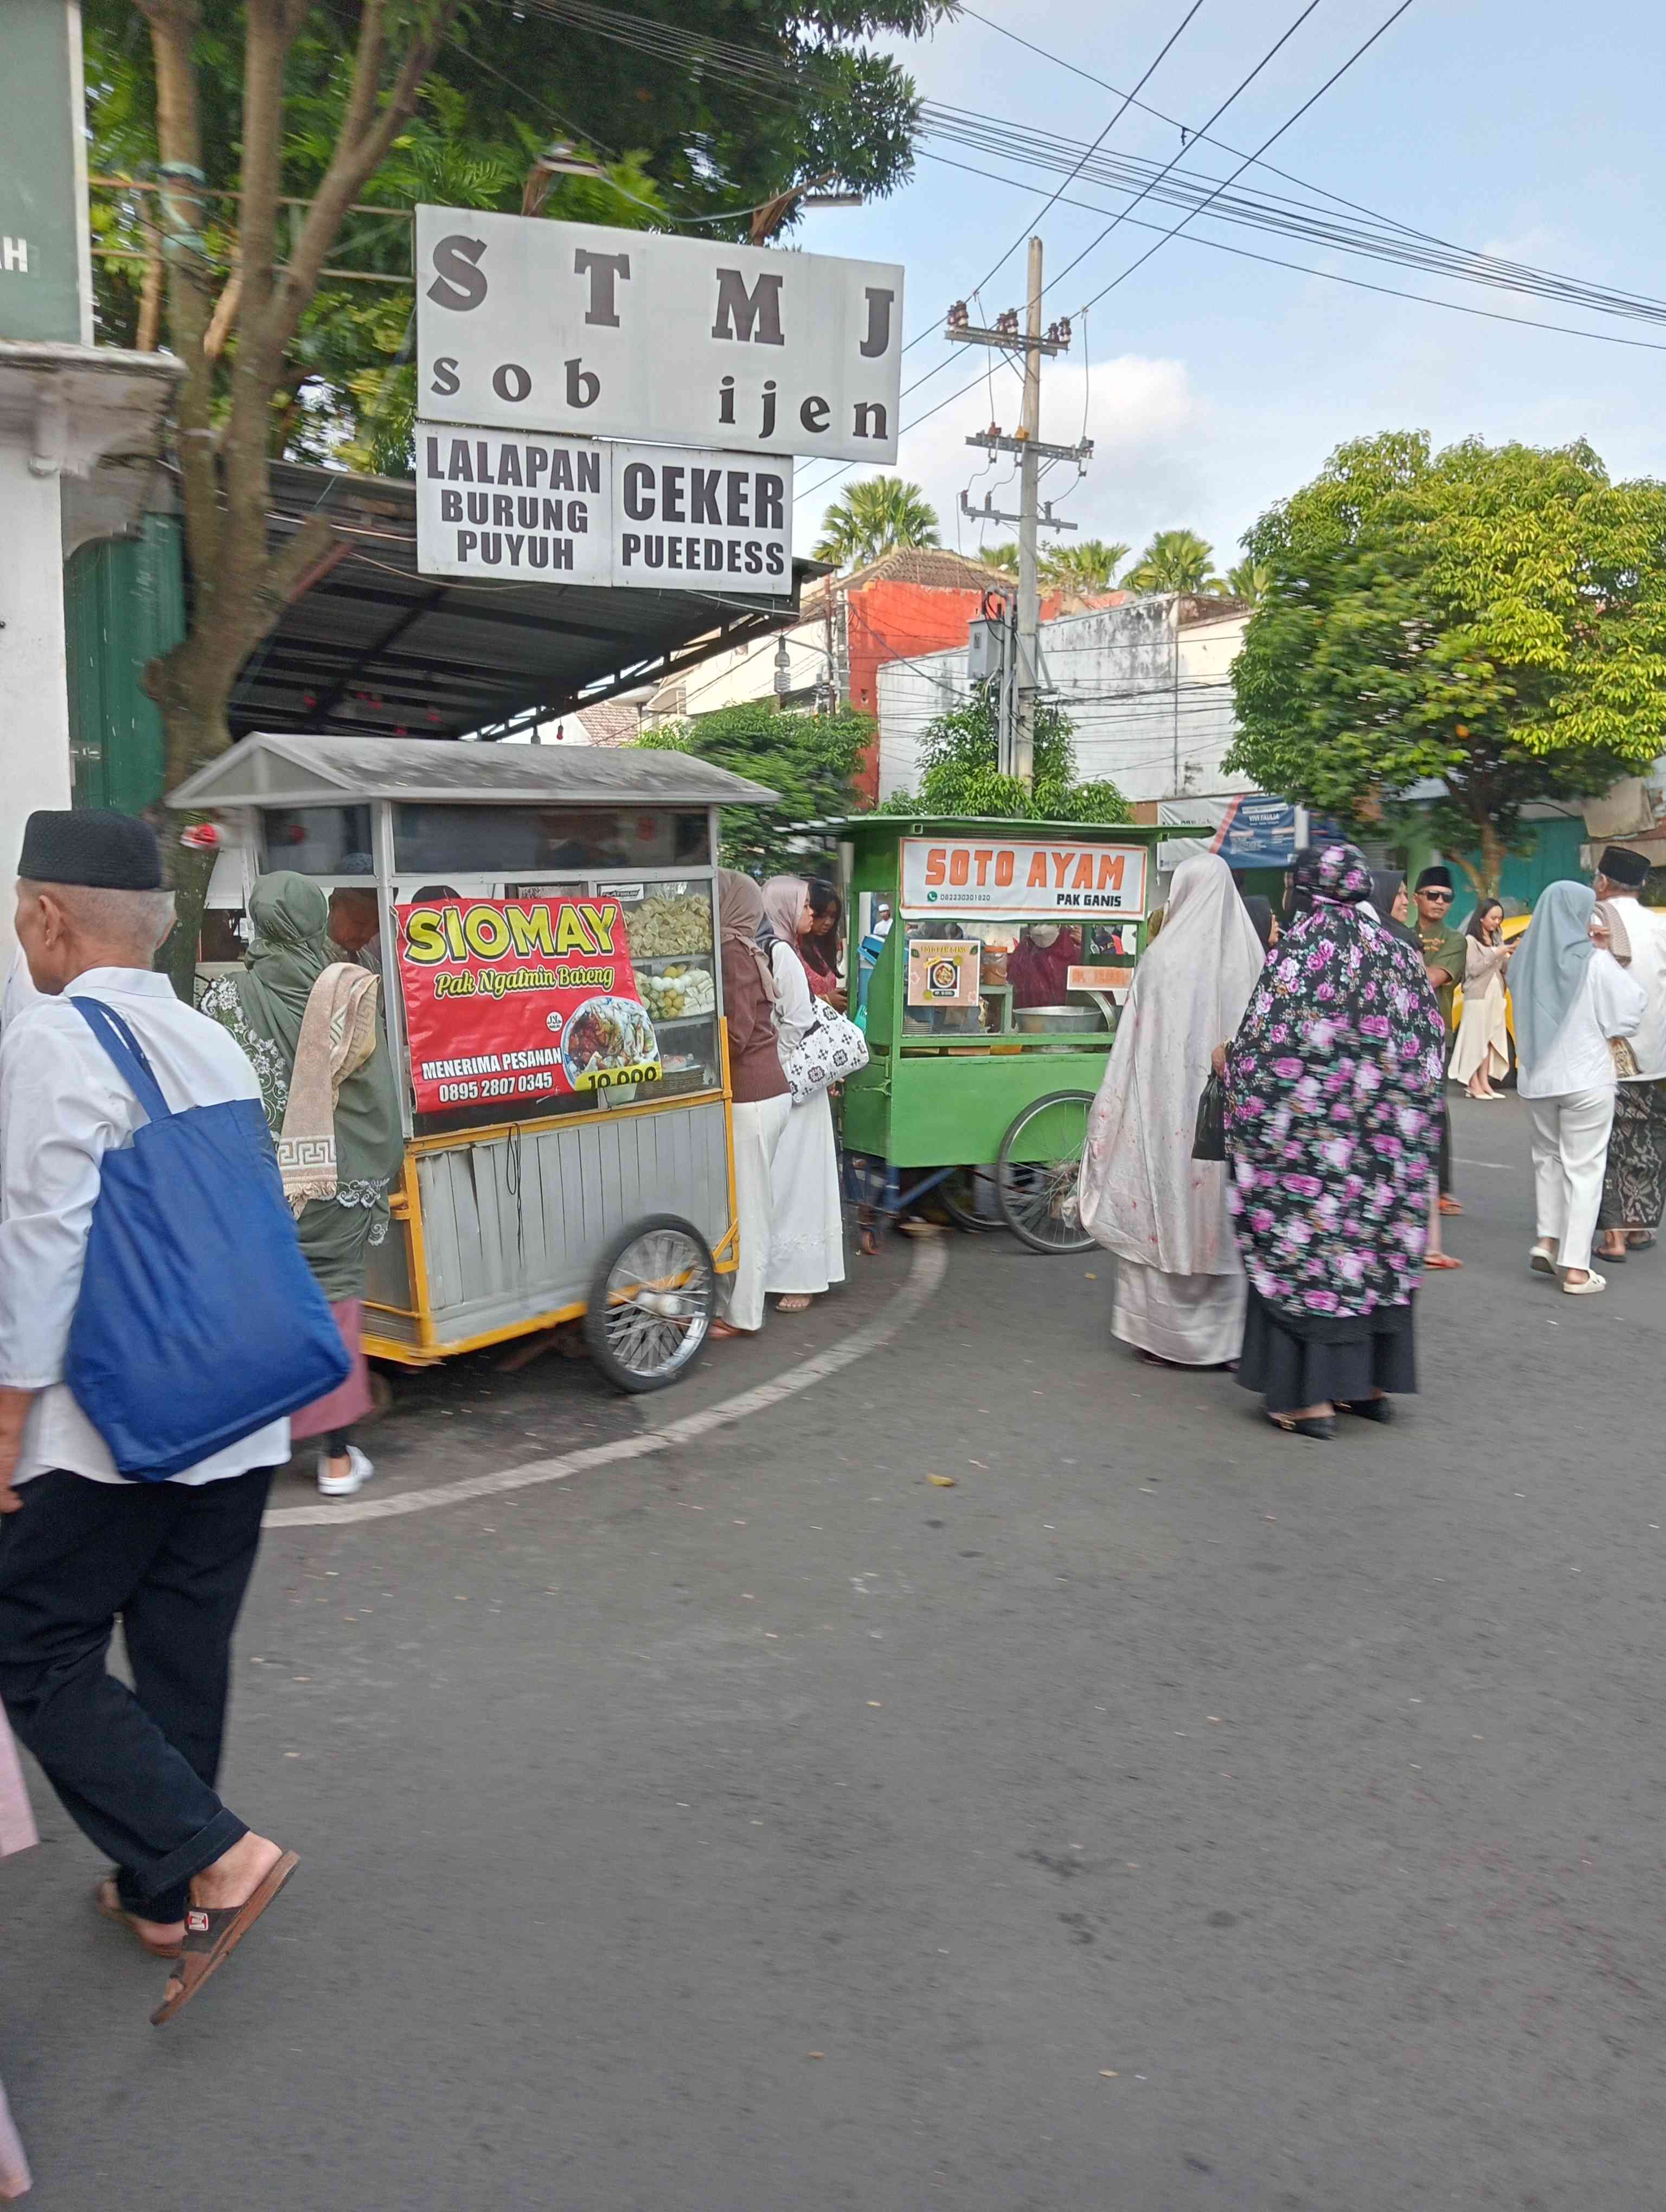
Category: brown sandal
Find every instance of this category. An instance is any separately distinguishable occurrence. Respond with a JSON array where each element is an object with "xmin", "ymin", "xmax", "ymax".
[
  {"xmin": 150, "ymin": 1850, "xmax": 299, "ymax": 2027},
  {"xmin": 95, "ymin": 1876, "xmax": 183, "ymax": 1960}
]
